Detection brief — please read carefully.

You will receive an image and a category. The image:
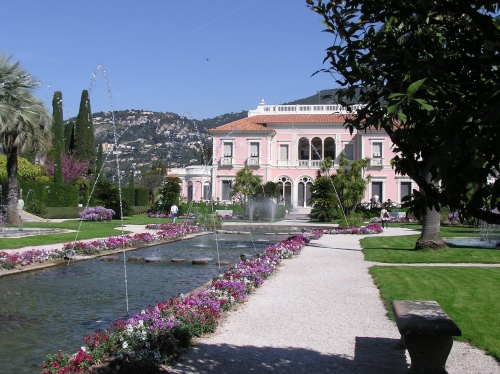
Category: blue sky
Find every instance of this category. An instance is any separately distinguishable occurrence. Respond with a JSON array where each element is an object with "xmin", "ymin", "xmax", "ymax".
[{"xmin": 1, "ymin": 1, "xmax": 335, "ymax": 120}]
